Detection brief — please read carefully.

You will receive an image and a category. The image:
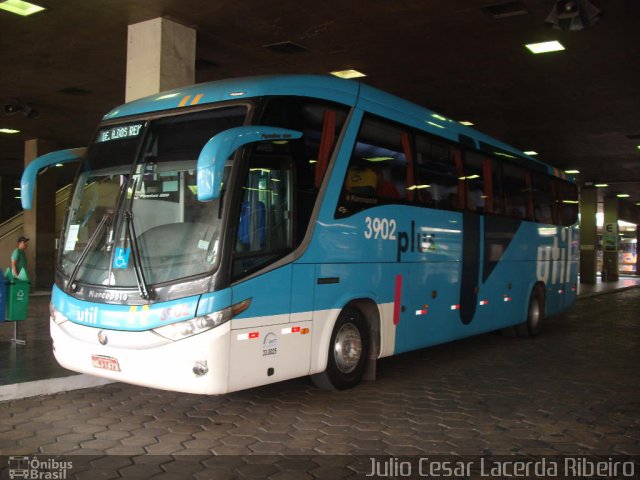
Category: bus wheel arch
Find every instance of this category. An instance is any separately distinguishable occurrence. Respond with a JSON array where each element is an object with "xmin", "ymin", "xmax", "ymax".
[
  {"xmin": 515, "ymin": 282, "xmax": 546, "ymax": 338},
  {"xmin": 311, "ymin": 298, "xmax": 380, "ymax": 391}
]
